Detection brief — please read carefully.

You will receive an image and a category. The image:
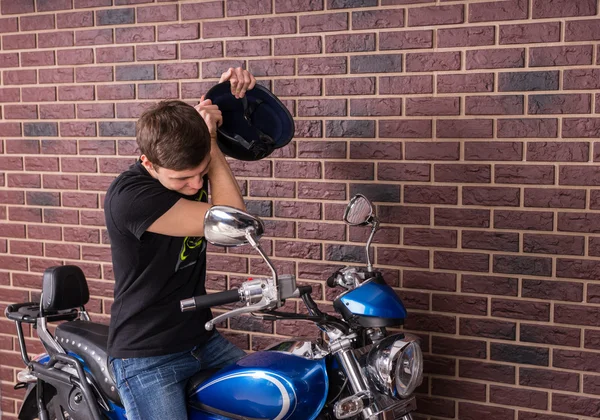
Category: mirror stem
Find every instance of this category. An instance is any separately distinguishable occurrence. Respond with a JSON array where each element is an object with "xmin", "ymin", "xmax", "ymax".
[
  {"xmin": 245, "ymin": 230, "xmax": 279, "ymax": 299},
  {"xmin": 365, "ymin": 217, "xmax": 379, "ymax": 272}
]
